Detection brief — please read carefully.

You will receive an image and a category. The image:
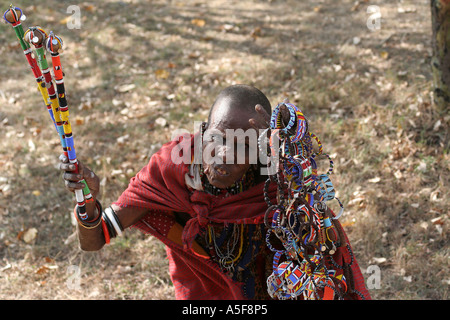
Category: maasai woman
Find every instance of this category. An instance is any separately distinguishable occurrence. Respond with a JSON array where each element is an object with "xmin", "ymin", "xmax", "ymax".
[{"xmin": 61, "ymin": 85, "xmax": 370, "ymax": 300}]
